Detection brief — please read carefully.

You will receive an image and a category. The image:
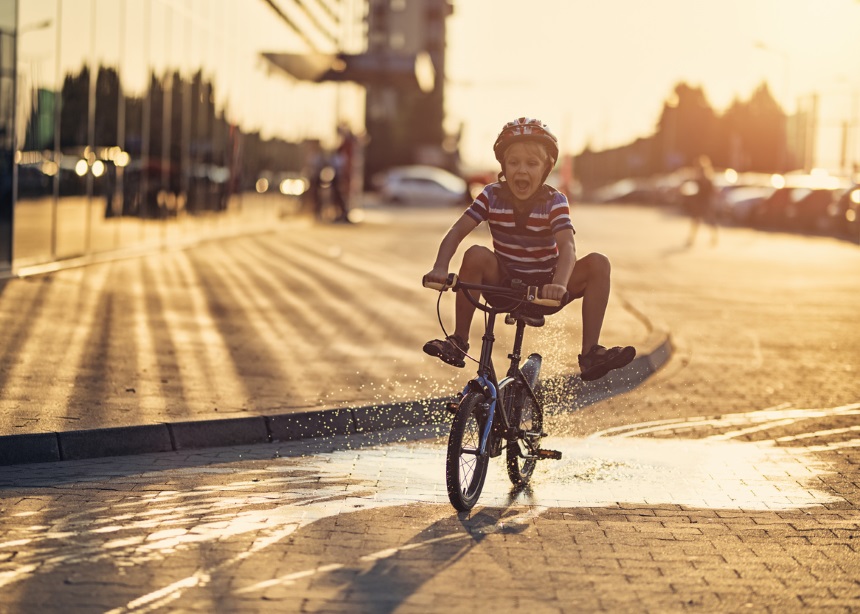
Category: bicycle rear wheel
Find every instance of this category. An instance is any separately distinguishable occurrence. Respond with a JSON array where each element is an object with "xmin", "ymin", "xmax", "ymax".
[
  {"xmin": 446, "ymin": 392, "xmax": 490, "ymax": 511},
  {"xmin": 506, "ymin": 383, "xmax": 543, "ymax": 486}
]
